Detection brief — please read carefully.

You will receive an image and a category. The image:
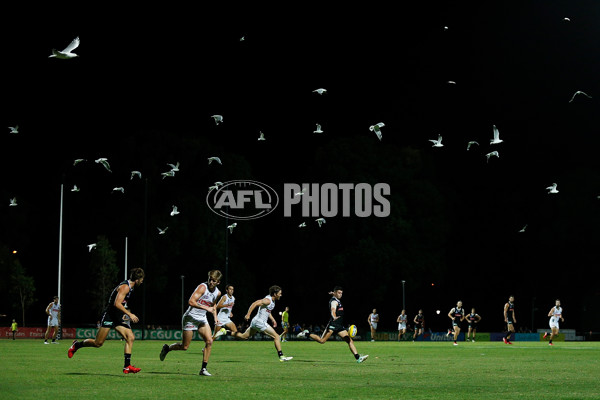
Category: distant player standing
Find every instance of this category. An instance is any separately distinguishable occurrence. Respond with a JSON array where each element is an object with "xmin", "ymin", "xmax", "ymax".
[
  {"xmin": 159, "ymin": 270, "xmax": 222, "ymax": 376},
  {"xmin": 11, "ymin": 319, "xmax": 18, "ymax": 340},
  {"xmin": 503, "ymin": 295, "xmax": 516, "ymax": 344},
  {"xmin": 297, "ymin": 286, "xmax": 368, "ymax": 363},
  {"xmin": 397, "ymin": 310, "xmax": 407, "ymax": 341},
  {"xmin": 218, "ymin": 285, "xmax": 293, "ymax": 362},
  {"xmin": 447, "ymin": 301, "xmax": 465, "ymax": 345},
  {"xmin": 413, "ymin": 309, "xmax": 425, "ymax": 341},
  {"xmin": 280, "ymin": 306, "xmax": 290, "ymax": 342},
  {"xmin": 44, "ymin": 296, "xmax": 61, "ymax": 344},
  {"xmin": 465, "ymin": 308, "xmax": 481, "ymax": 342},
  {"xmin": 68, "ymin": 268, "xmax": 145, "ymax": 374},
  {"xmin": 368, "ymin": 308, "xmax": 379, "ymax": 341},
  {"xmin": 212, "ymin": 284, "xmax": 237, "ymax": 340},
  {"xmin": 544, "ymin": 299, "xmax": 564, "ymax": 346}
]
